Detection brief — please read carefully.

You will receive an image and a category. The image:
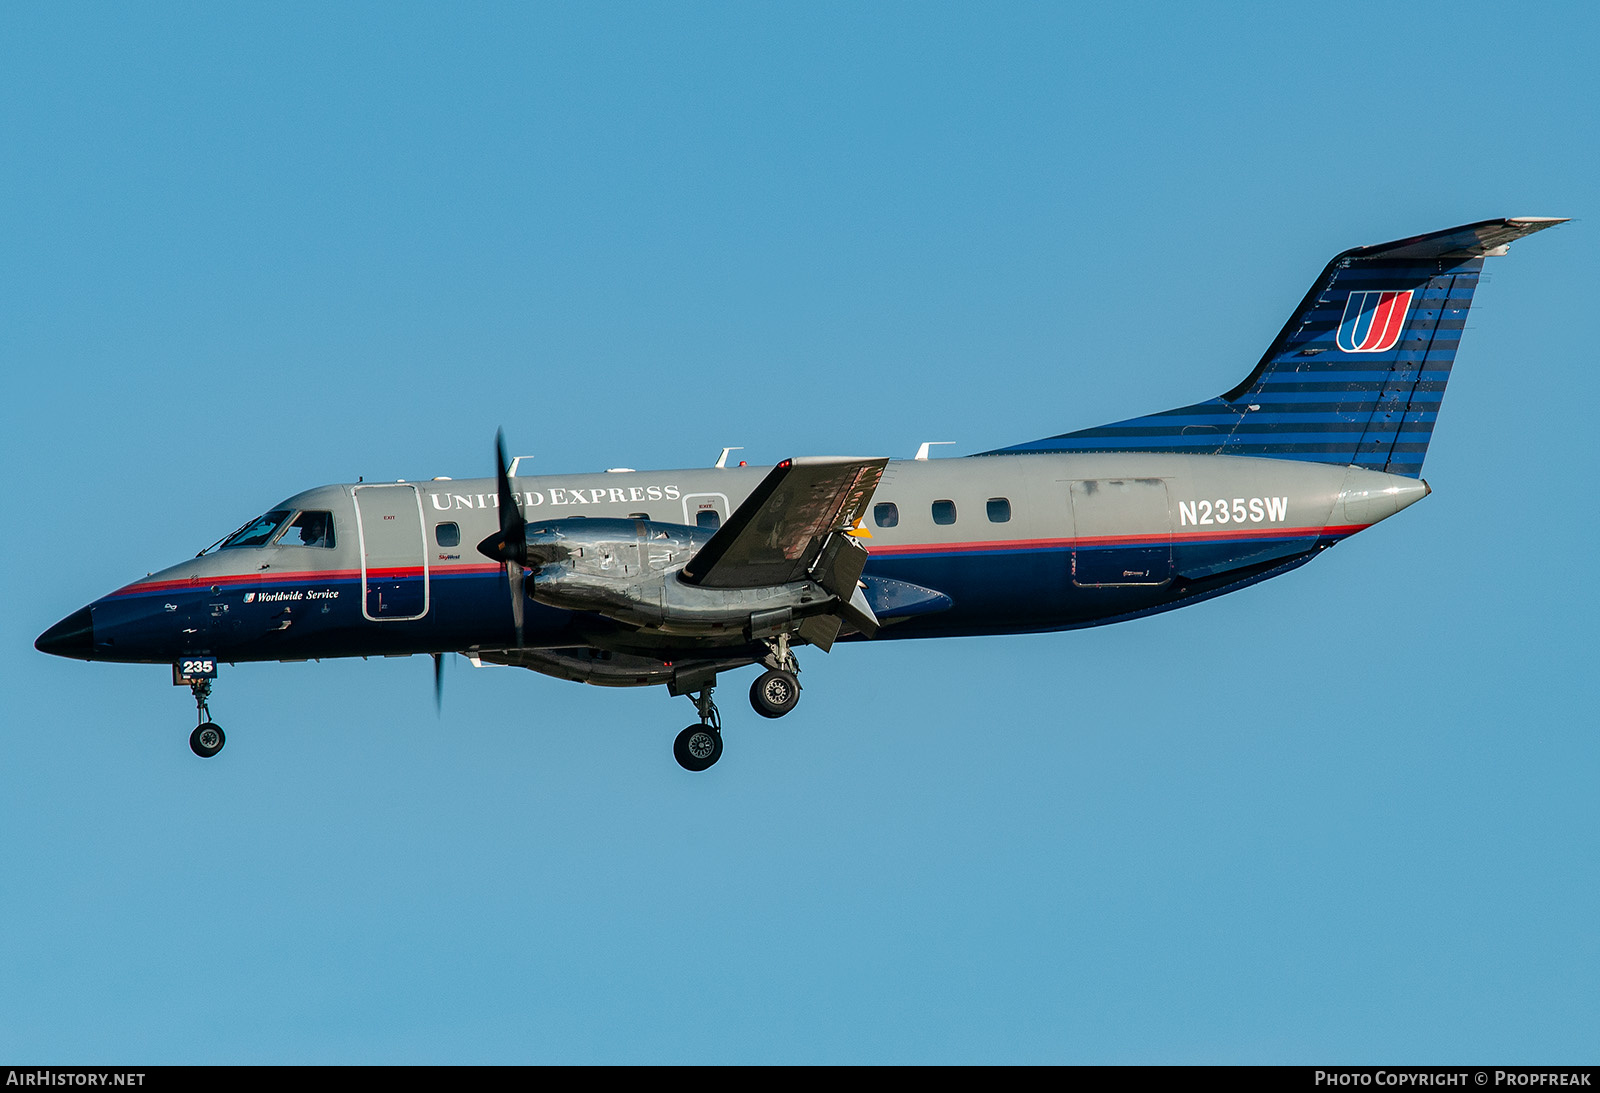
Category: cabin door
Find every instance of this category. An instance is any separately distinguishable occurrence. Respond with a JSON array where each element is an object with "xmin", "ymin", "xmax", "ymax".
[{"xmin": 354, "ymin": 484, "xmax": 431, "ymax": 620}]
